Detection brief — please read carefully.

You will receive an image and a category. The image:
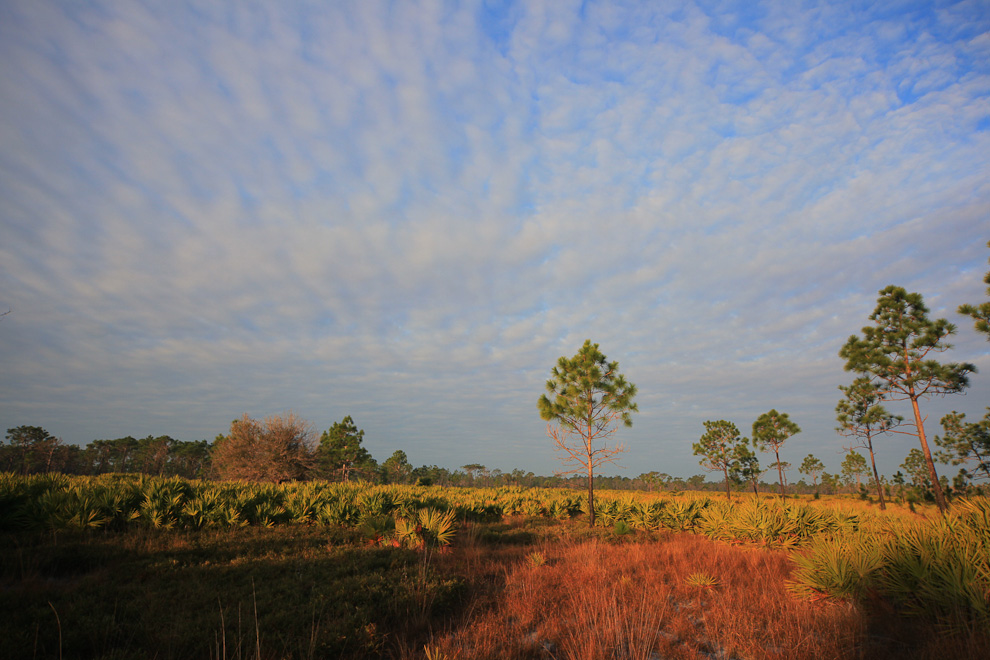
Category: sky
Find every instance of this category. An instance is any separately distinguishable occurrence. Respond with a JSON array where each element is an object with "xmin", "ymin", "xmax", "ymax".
[{"xmin": 1, "ymin": 0, "xmax": 989, "ymax": 481}]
